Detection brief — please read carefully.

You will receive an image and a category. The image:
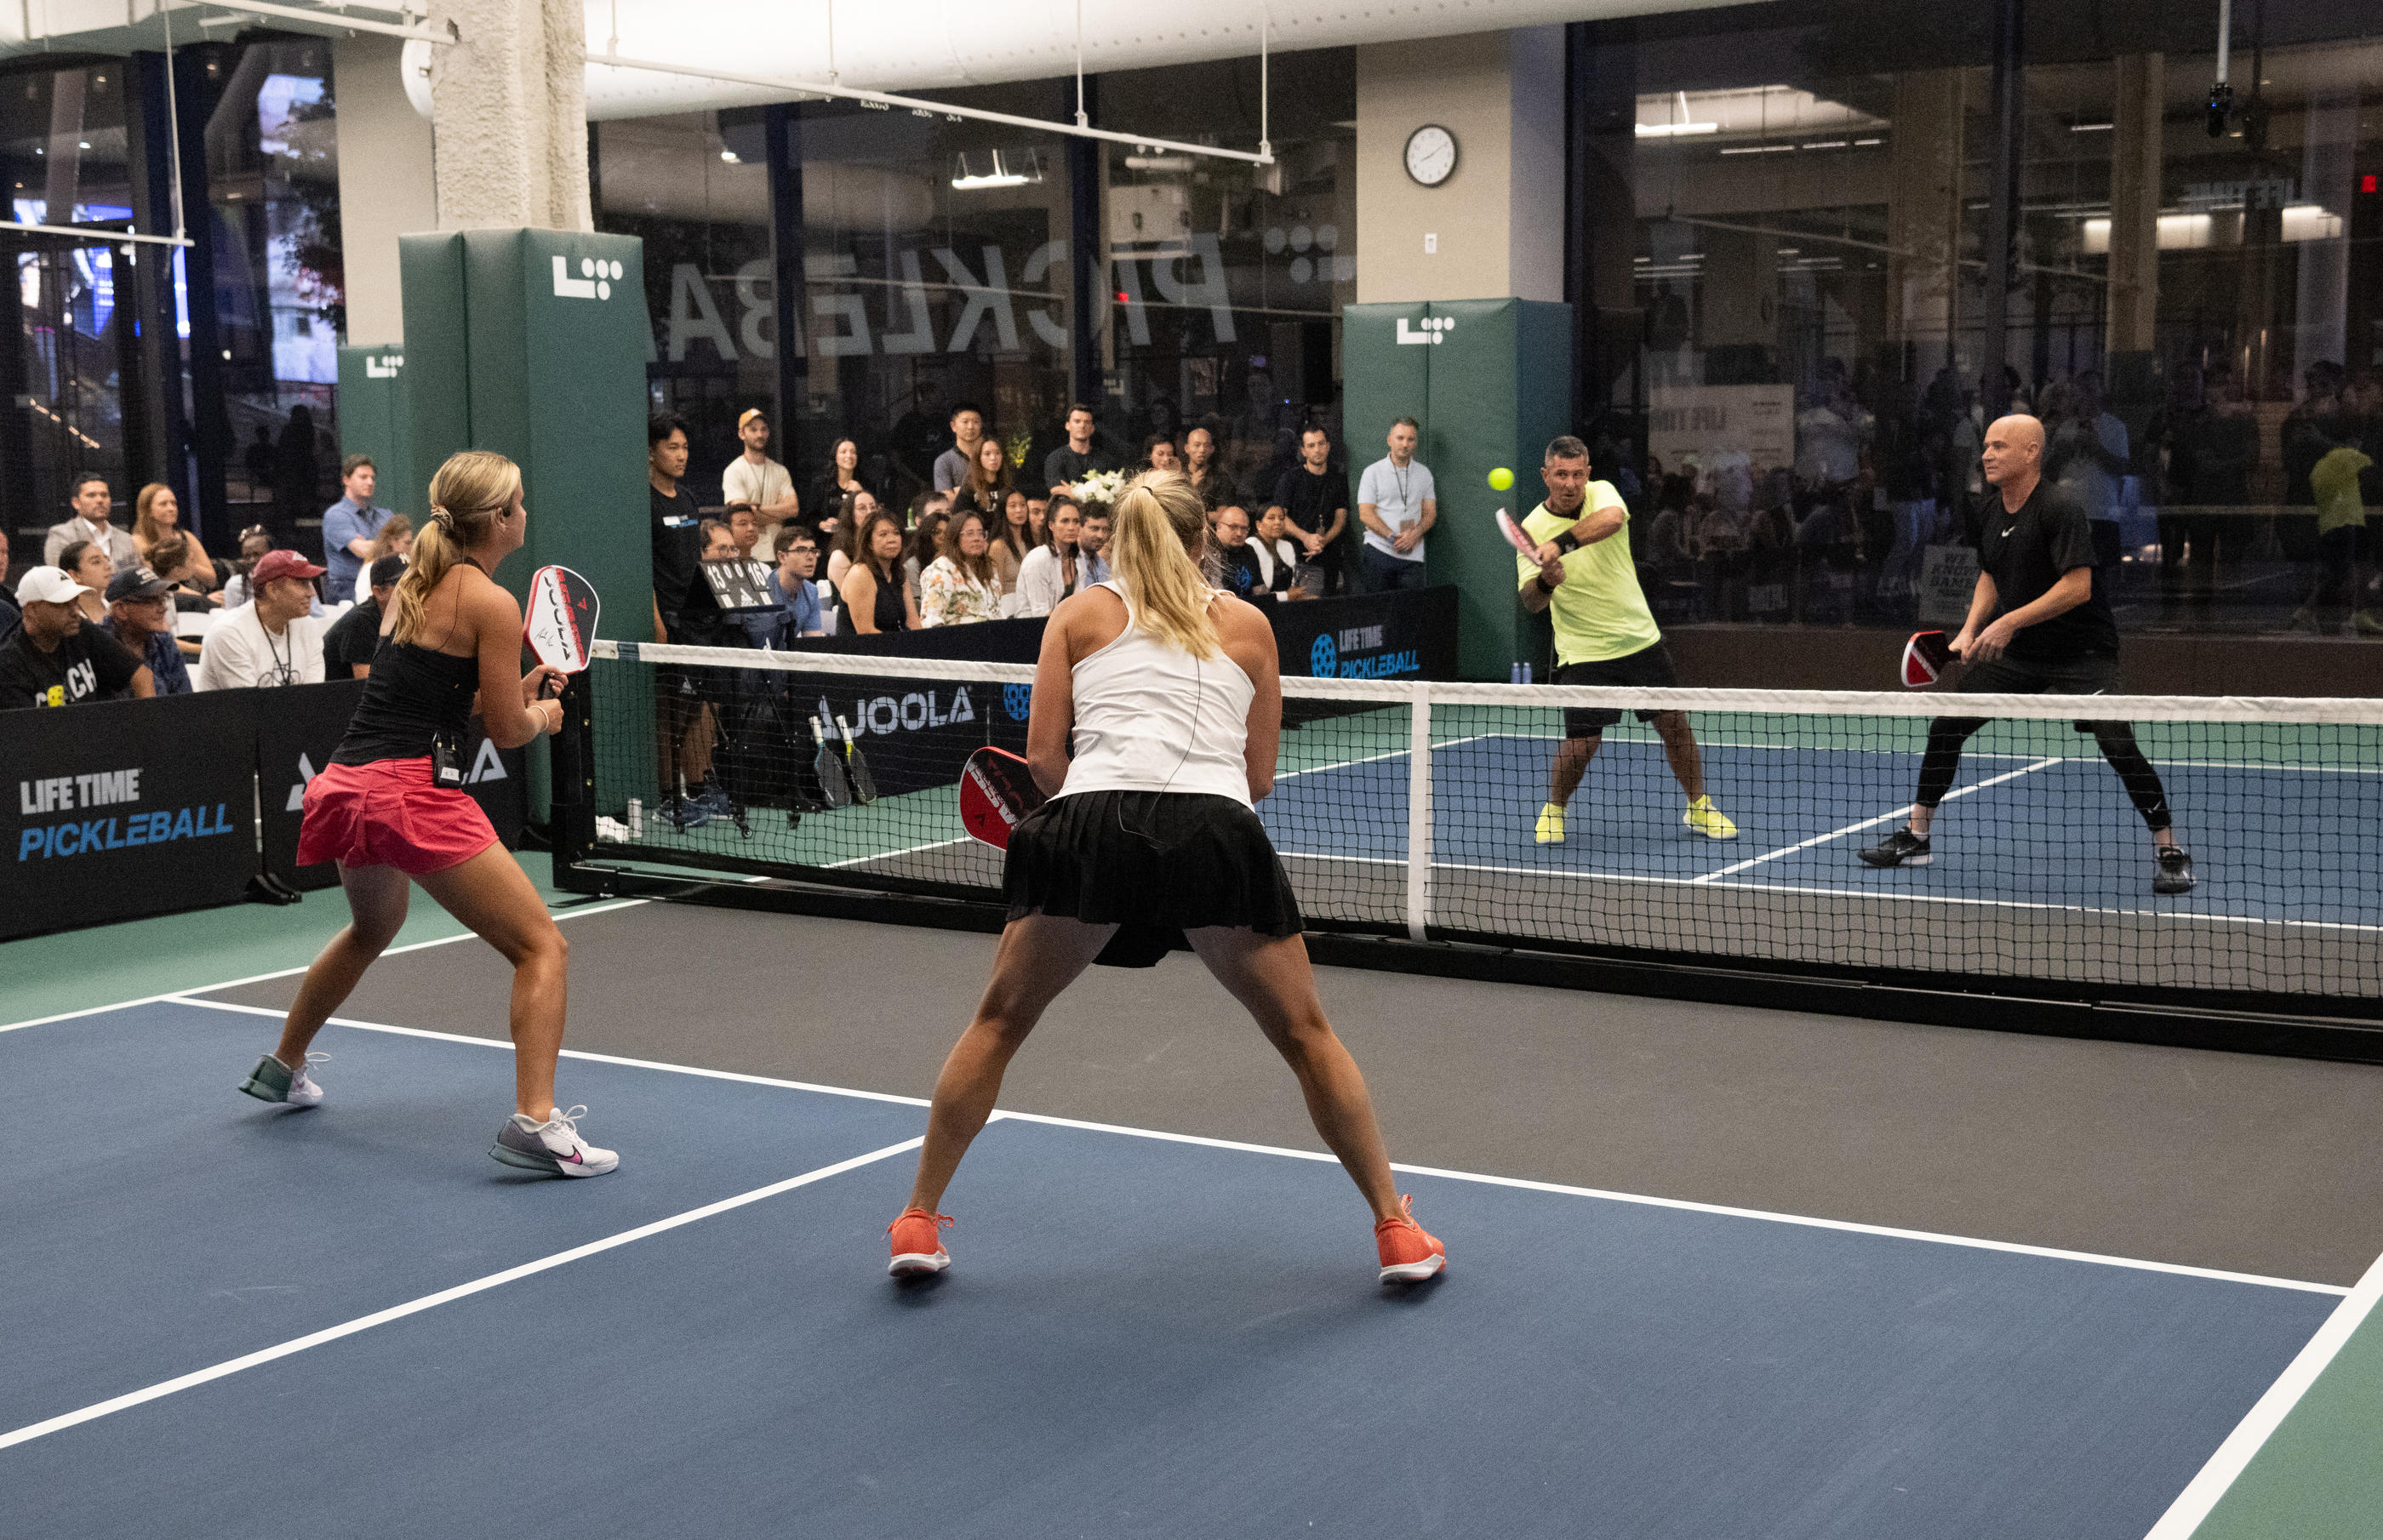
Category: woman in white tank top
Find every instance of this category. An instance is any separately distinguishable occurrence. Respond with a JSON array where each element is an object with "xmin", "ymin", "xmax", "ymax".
[{"xmin": 885, "ymin": 472, "xmax": 1446, "ymax": 1286}]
